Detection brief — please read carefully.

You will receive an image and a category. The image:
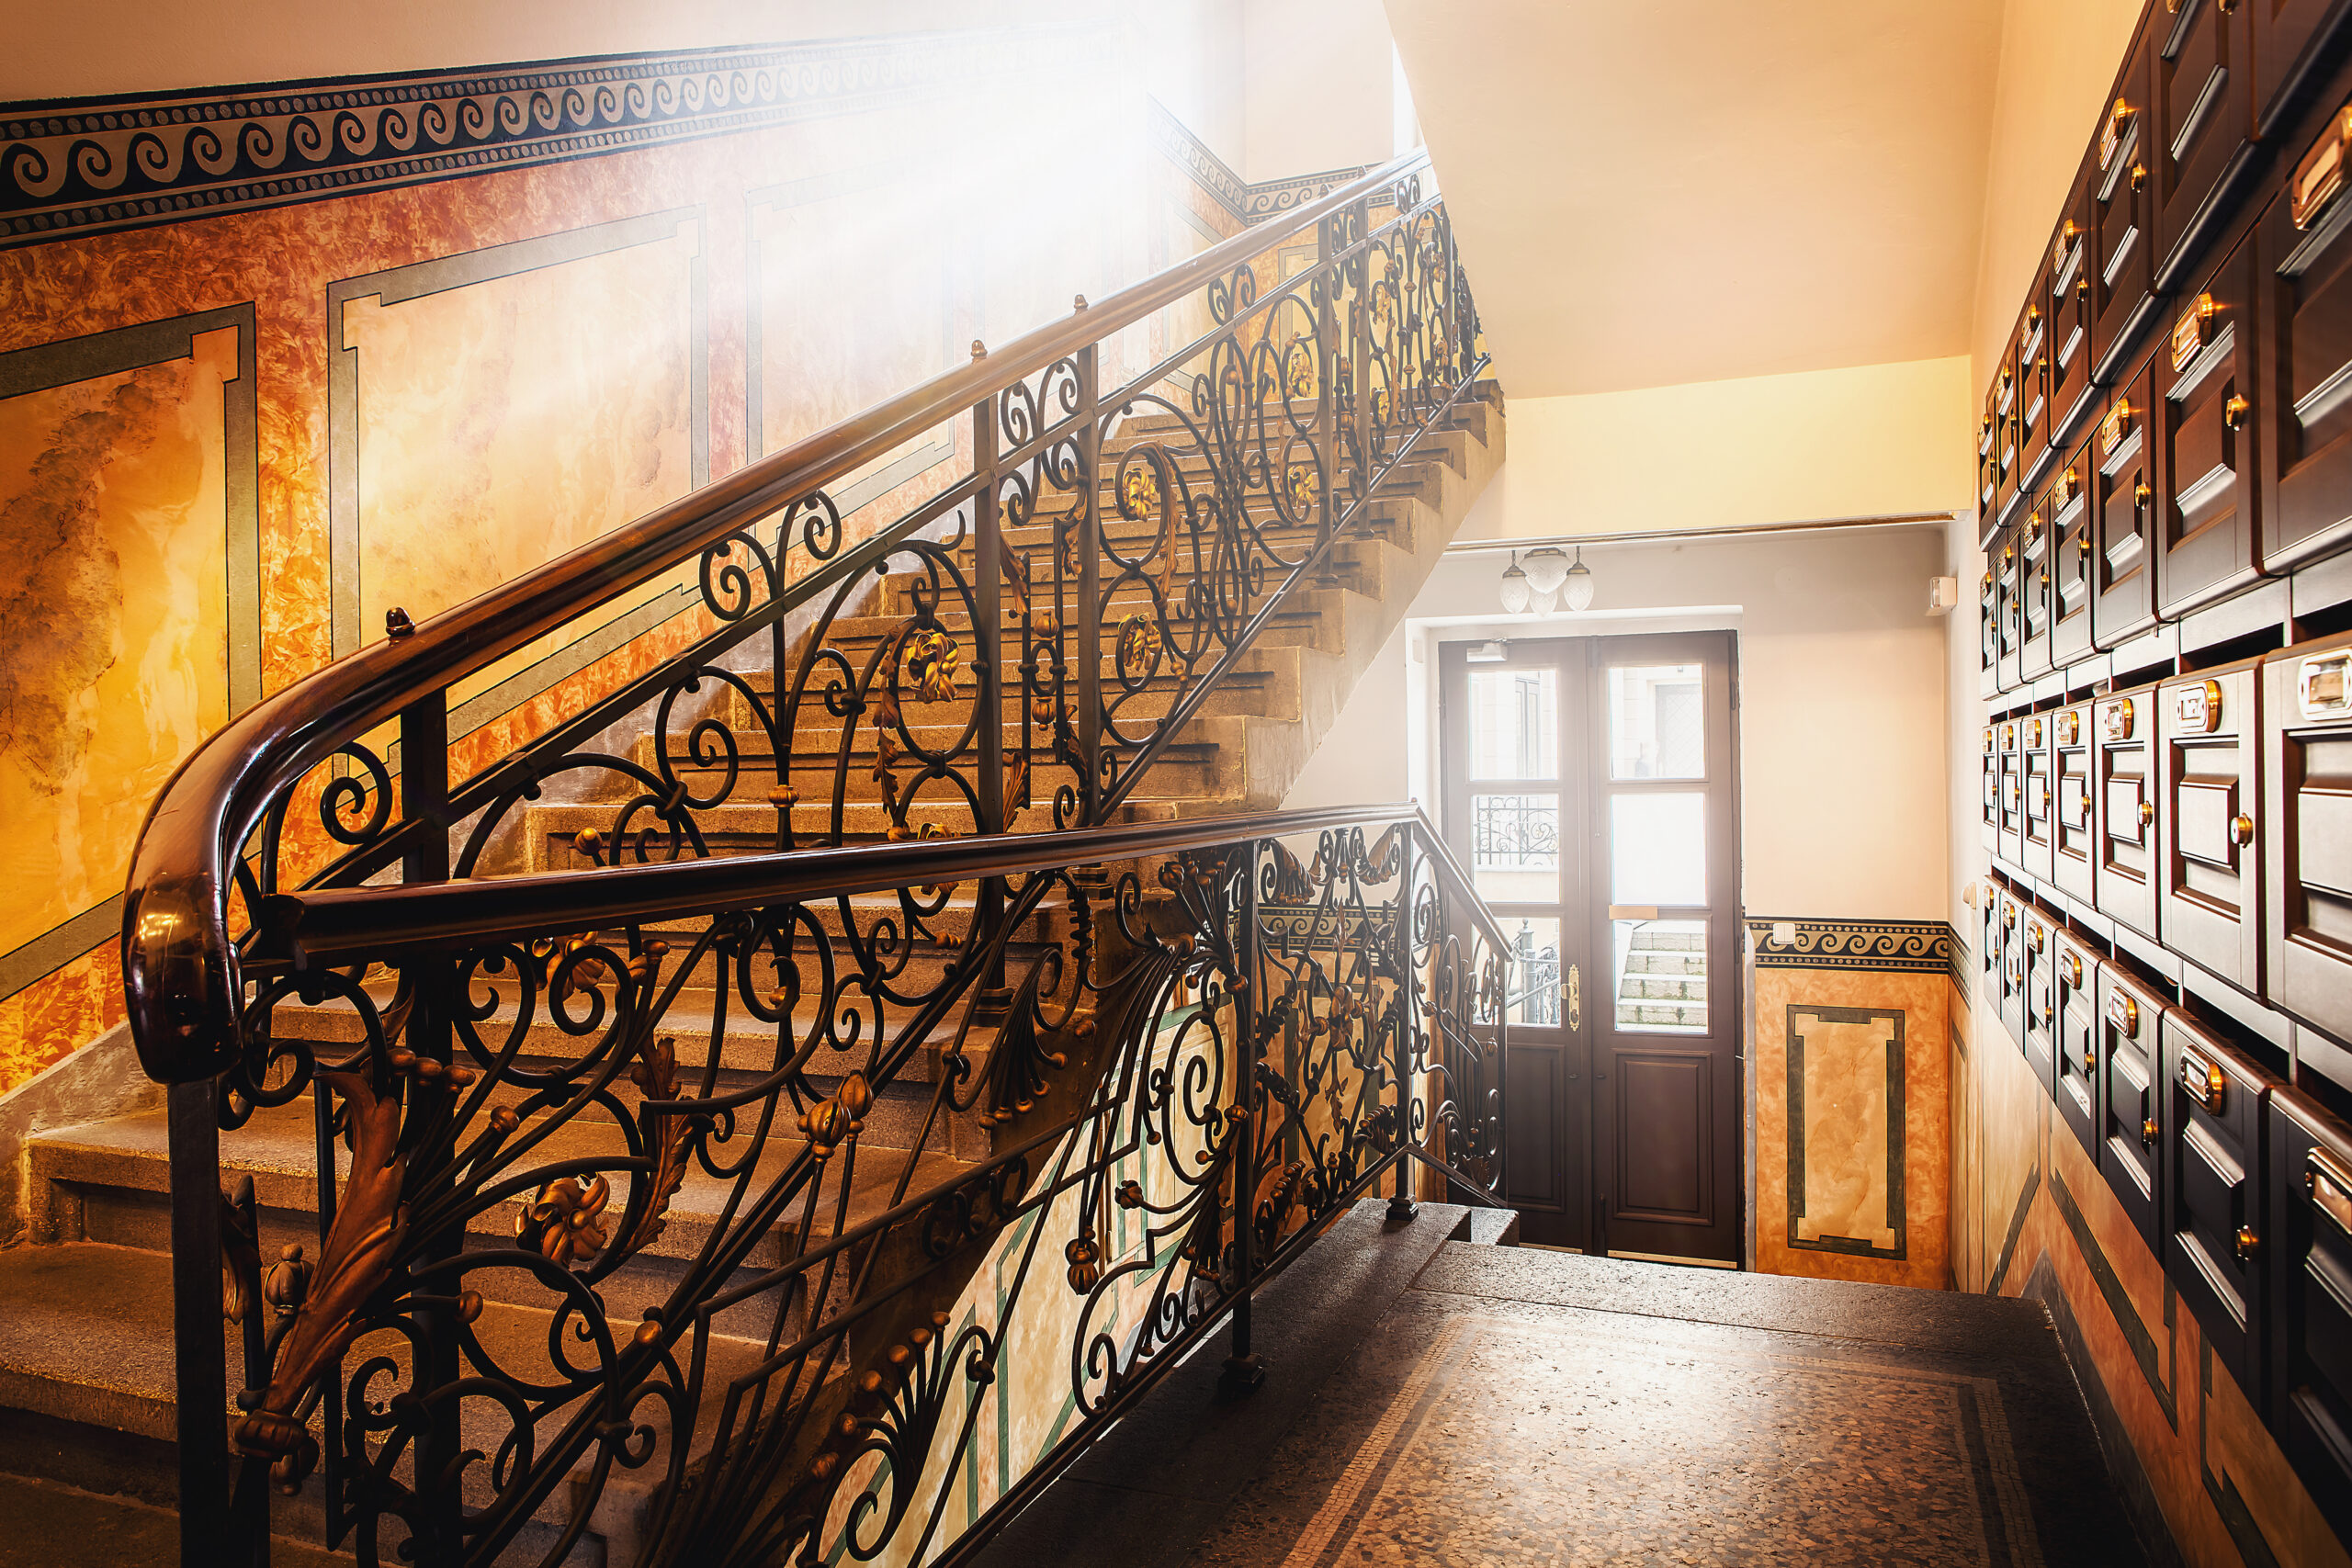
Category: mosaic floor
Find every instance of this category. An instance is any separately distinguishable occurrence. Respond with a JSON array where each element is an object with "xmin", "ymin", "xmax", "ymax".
[{"xmin": 978, "ymin": 1206, "xmax": 2147, "ymax": 1568}]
